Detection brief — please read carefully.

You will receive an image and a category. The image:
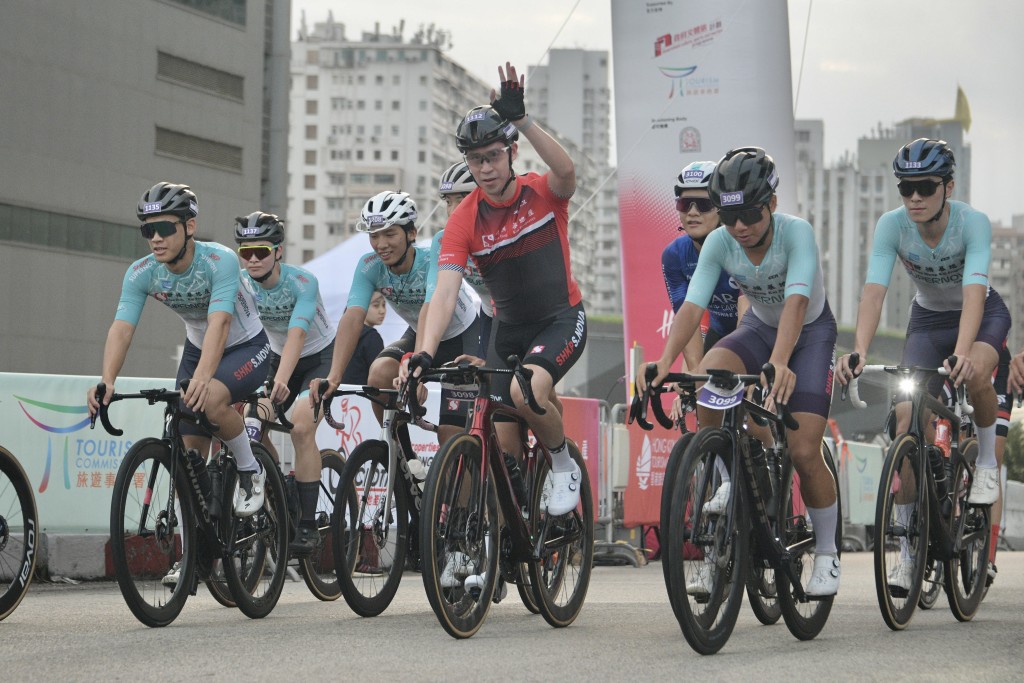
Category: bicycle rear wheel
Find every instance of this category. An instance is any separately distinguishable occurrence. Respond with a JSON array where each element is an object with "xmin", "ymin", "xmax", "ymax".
[
  {"xmin": 333, "ymin": 440, "xmax": 409, "ymax": 617},
  {"xmin": 665, "ymin": 429, "xmax": 747, "ymax": 655},
  {"xmin": 776, "ymin": 443, "xmax": 842, "ymax": 640},
  {"xmin": 297, "ymin": 449, "xmax": 351, "ymax": 601},
  {"xmin": 918, "ymin": 558, "xmax": 943, "ymax": 610},
  {"xmin": 222, "ymin": 444, "xmax": 289, "ymax": 619},
  {"xmin": 0, "ymin": 447, "xmax": 39, "ymax": 621},
  {"xmin": 943, "ymin": 438, "xmax": 990, "ymax": 621},
  {"xmin": 110, "ymin": 439, "xmax": 196, "ymax": 627},
  {"xmin": 527, "ymin": 441, "xmax": 594, "ymax": 628},
  {"xmin": 873, "ymin": 434, "xmax": 929, "ymax": 630},
  {"xmin": 420, "ymin": 433, "xmax": 499, "ymax": 639},
  {"xmin": 746, "ymin": 563, "xmax": 781, "ymax": 625}
]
